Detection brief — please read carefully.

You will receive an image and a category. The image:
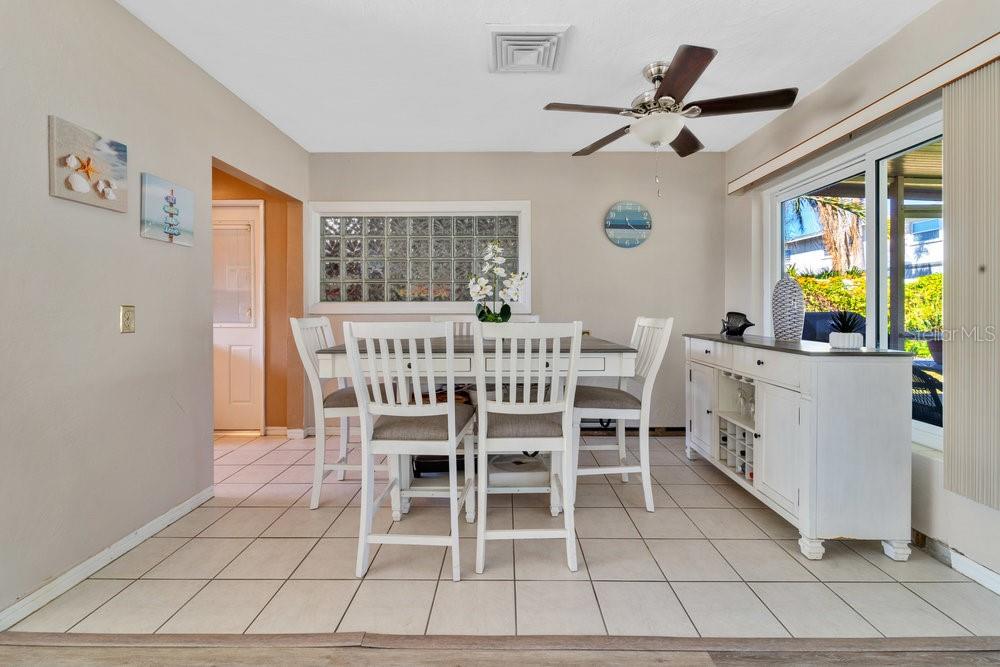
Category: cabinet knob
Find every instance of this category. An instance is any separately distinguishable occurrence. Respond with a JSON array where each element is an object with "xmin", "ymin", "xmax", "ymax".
[
  {"xmin": 753, "ymin": 433, "xmax": 760, "ymax": 439},
  {"xmin": 756, "ymin": 359, "xmax": 765, "ymax": 366},
  {"xmin": 706, "ymin": 409, "xmax": 712, "ymax": 414},
  {"xmin": 704, "ymin": 349, "xmax": 711, "ymax": 354}
]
